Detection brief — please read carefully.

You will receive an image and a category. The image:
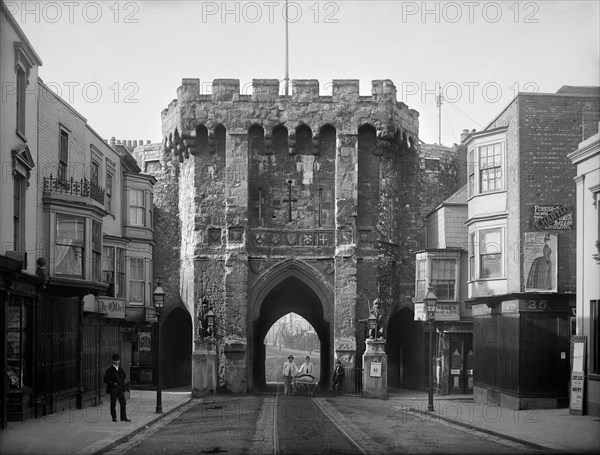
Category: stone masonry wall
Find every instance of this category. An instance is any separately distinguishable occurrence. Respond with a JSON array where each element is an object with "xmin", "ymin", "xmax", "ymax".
[{"xmin": 159, "ymin": 78, "xmax": 429, "ymax": 390}]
